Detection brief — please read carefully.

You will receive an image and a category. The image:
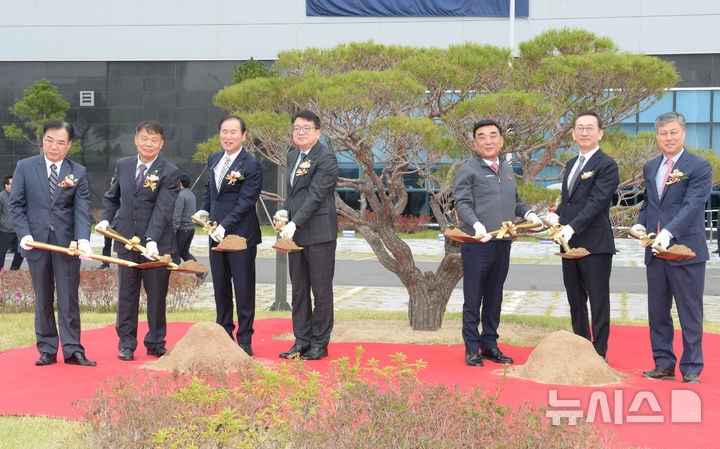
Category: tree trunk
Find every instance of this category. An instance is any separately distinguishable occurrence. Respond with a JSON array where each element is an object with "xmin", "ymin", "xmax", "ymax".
[{"xmin": 406, "ymin": 273, "xmax": 448, "ymax": 331}]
